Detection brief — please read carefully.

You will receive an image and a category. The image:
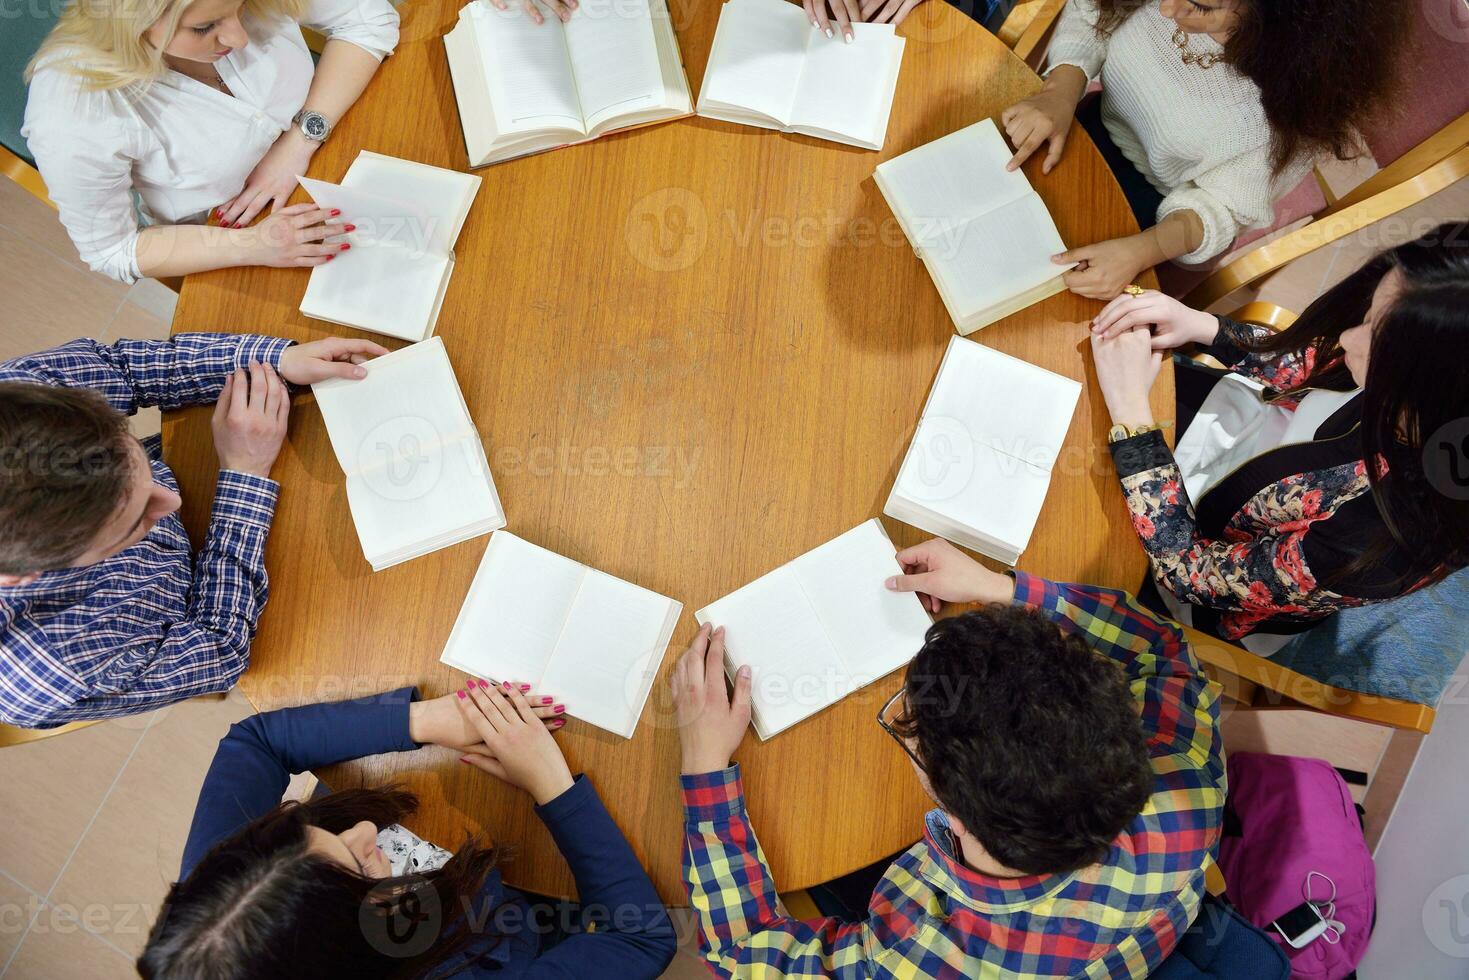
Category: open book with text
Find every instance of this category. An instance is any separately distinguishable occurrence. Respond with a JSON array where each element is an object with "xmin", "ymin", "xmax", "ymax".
[
  {"xmin": 443, "ymin": 0, "xmax": 692, "ymax": 167},
  {"xmin": 313, "ymin": 337, "xmax": 505, "ymax": 571},
  {"xmin": 697, "ymin": 0, "xmax": 904, "ymax": 150},
  {"xmin": 696, "ymin": 519, "xmax": 932, "ymax": 740},
  {"xmin": 875, "ymin": 118, "xmax": 1074, "ymax": 333},
  {"xmin": 440, "ymin": 531, "xmax": 683, "ymax": 738},
  {"xmin": 299, "ymin": 152, "xmax": 481, "ymax": 341},
  {"xmin": 884, "ymin": 336, "xmax": 1079, "ymax": 565}
]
